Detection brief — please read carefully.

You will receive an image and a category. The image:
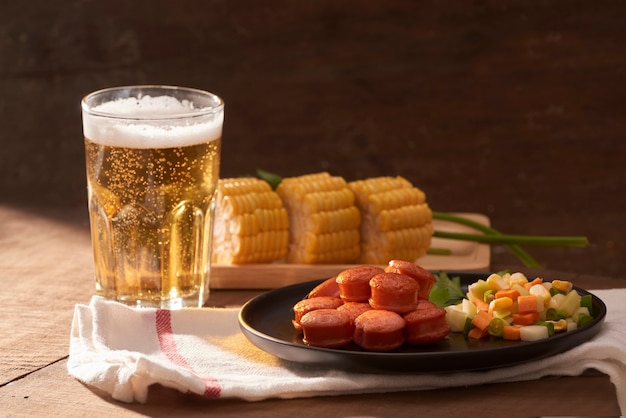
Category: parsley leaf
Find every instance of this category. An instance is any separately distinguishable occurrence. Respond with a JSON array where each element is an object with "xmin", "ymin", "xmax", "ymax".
[{"xmin": 428, "ymin": 271, "xmax": 465, "ymax": 308}]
